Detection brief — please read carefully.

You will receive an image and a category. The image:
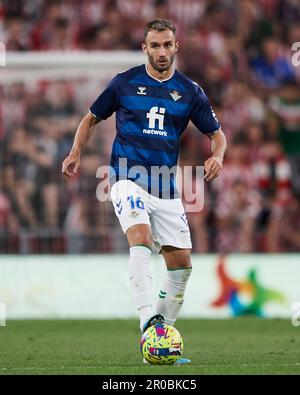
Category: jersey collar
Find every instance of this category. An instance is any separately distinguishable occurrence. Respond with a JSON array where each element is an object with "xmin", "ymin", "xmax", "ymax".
[{"xmin": 145, "ymin": 64, "xmax": 175, "ymax": 83}]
